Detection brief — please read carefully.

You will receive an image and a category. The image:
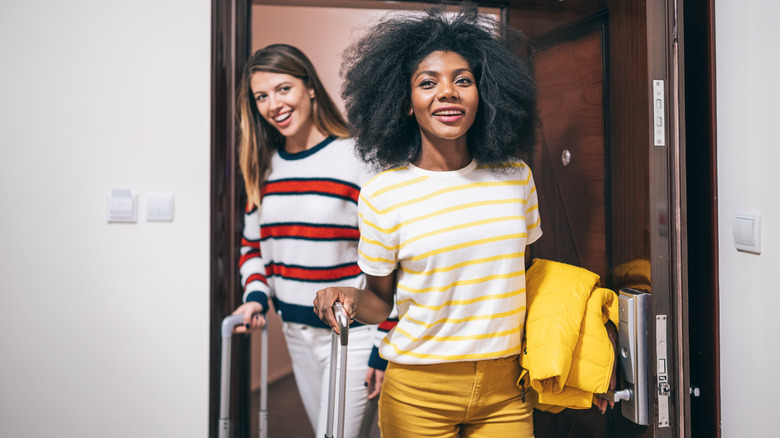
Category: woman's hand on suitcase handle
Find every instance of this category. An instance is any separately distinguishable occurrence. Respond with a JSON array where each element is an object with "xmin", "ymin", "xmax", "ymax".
[
  {"xmin": 231, "ymin": 301, "xmax": 266, "ymax": 334},
  {"xmin": 313, "ymin": 286, "xmax": 359, "ymax": 335}
]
